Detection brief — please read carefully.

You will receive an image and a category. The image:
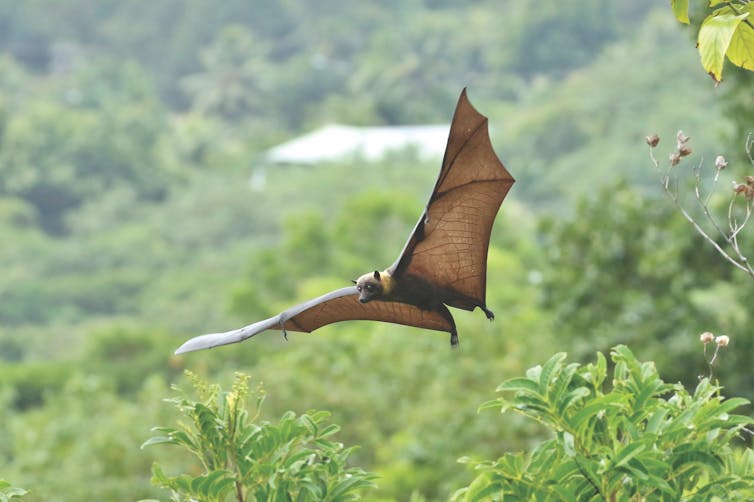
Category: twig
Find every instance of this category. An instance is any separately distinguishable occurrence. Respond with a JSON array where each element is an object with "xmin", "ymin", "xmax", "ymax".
[
  {"xmin": 648, "ymin": 142, "xmax": 754, "ymax": 278},
  {"xmin": 725, "ymin": 1, "xmax": 754, "ymax": 34},
  {"xmin": 693, "ymin": 158, "xmax": 731, "ymax": 243}
]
